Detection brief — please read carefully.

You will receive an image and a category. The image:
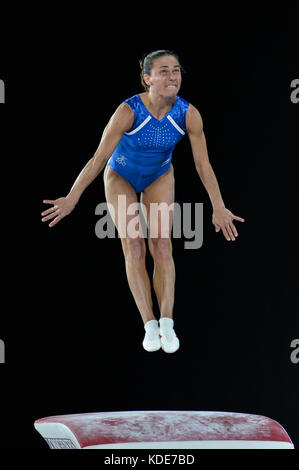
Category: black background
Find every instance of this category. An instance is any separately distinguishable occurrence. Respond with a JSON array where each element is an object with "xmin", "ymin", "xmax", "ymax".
[{"xmin": 0, "ymin": 2, "xmax": 298, "ymax": 453}]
